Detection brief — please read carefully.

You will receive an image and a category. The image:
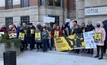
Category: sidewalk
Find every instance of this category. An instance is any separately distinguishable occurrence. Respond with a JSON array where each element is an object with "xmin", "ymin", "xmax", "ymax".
[{"xmin": 0, "ymin": 50, "xmax": 107, "ymax": 65}]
